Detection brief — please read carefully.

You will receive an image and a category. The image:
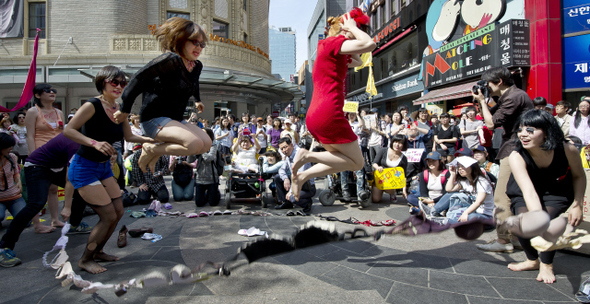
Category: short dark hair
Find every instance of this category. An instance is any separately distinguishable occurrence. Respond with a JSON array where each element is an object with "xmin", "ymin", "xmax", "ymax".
[
  {"xmin": 397, "ymin": 104, "xmax": 409, "ymax": 112},
  {"xmin": 241, "ymin": 112, "xmax": 249, "ymax": 117},
  {"xmin": 556, "ymin": 100, "xmax": 571, "ymax": 109},
  {"xmin": 390, "ymin": 134, "xmax": 408, "ymax": 151},
  {"xmin": 11, "ymin": 111, "xmax": 25, "ymax": 123},
  {"xmin": 32, "ymin": 83, "xmax": 54, "ymax": 108},
  {"xmin": 95, "ymin": 65, "xmax": 126, "ymax": 93},
  {"xmin": 264, "ymin": 150, "xmax": 281, "ymax": 159},
  {"xmin": 465, "ymin": 106, "xmax": 477, "ymax": 114},
  {"xmin": 532, "ymin": 96, "xmax": 548, "ymax": 107},
  {"xmin": 439, "ymin": 112, "xmax": 450, "ymax": 119},
  {"xmin": 278, "ymin": 137, "xmax": 292, "ymax": 146},
  {"xmin": 227, "ymin": 114, "xmax": 236, "ymax": 122},
  {"xmin": 481, "ymin": 67, "xmax": 514, "ymax": 86},
  {"xmin": 514, "ymin": 109, "xmax": 564, "ymax": 152},
  {"xmin": 0, "ymin": 132, "xmax": 16, "ymax": 150}
]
